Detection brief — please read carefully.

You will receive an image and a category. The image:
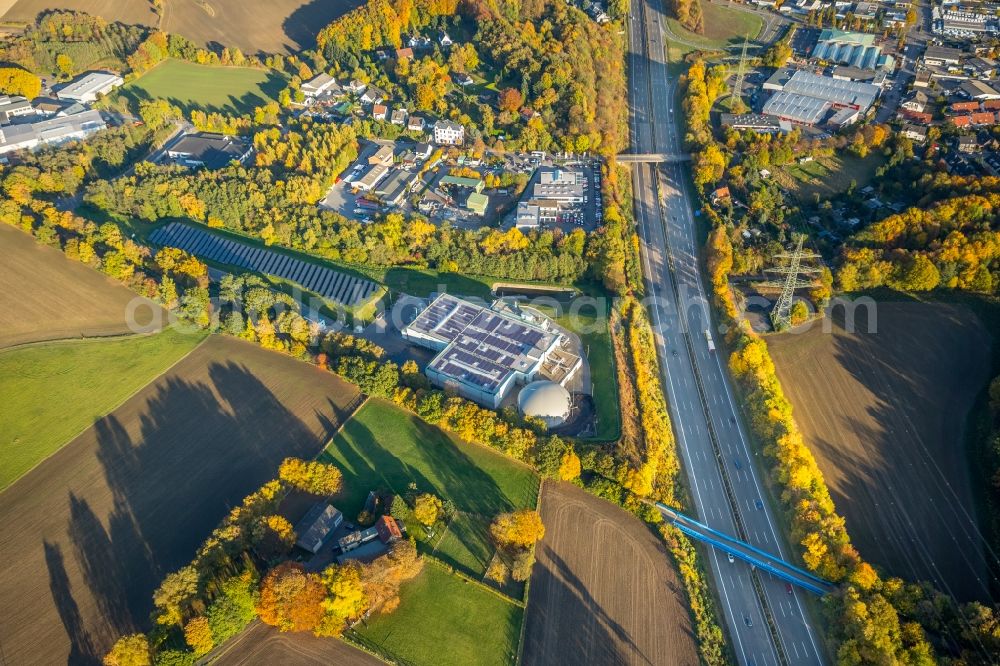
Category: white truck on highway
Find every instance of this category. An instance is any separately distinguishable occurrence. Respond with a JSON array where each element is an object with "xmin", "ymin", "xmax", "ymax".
[{"xmin": 704, "ymin": 329, "xmax": 715, "ymax": 352}]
